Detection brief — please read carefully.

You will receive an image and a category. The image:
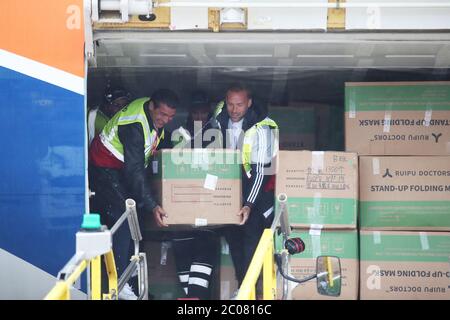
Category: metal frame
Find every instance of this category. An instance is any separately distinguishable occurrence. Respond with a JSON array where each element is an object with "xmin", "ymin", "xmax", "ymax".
[{"xmin": 44, "ymin": 199, "xmax": 148, "ymax": 300}]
